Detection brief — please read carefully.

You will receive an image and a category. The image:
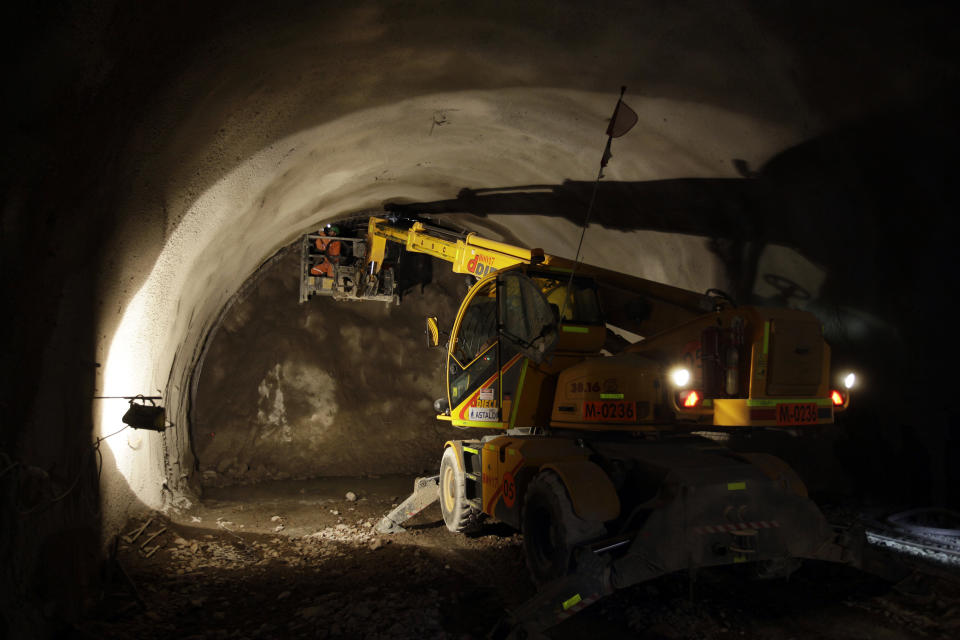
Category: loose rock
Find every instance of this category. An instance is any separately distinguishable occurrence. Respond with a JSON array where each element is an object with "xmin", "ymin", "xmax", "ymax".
[{"xmin": 299, "ymin": 606, "xmax": 321, "ymax": 619}]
